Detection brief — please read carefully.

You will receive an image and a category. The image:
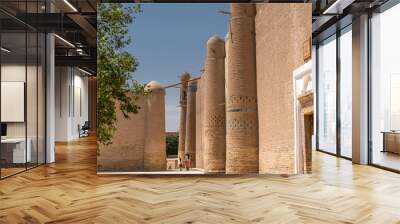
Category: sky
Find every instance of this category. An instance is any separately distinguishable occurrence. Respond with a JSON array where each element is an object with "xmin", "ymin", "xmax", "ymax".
[{"xmin": 125, "ymin": 3, "xmax": 230, "ymax": 132}]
